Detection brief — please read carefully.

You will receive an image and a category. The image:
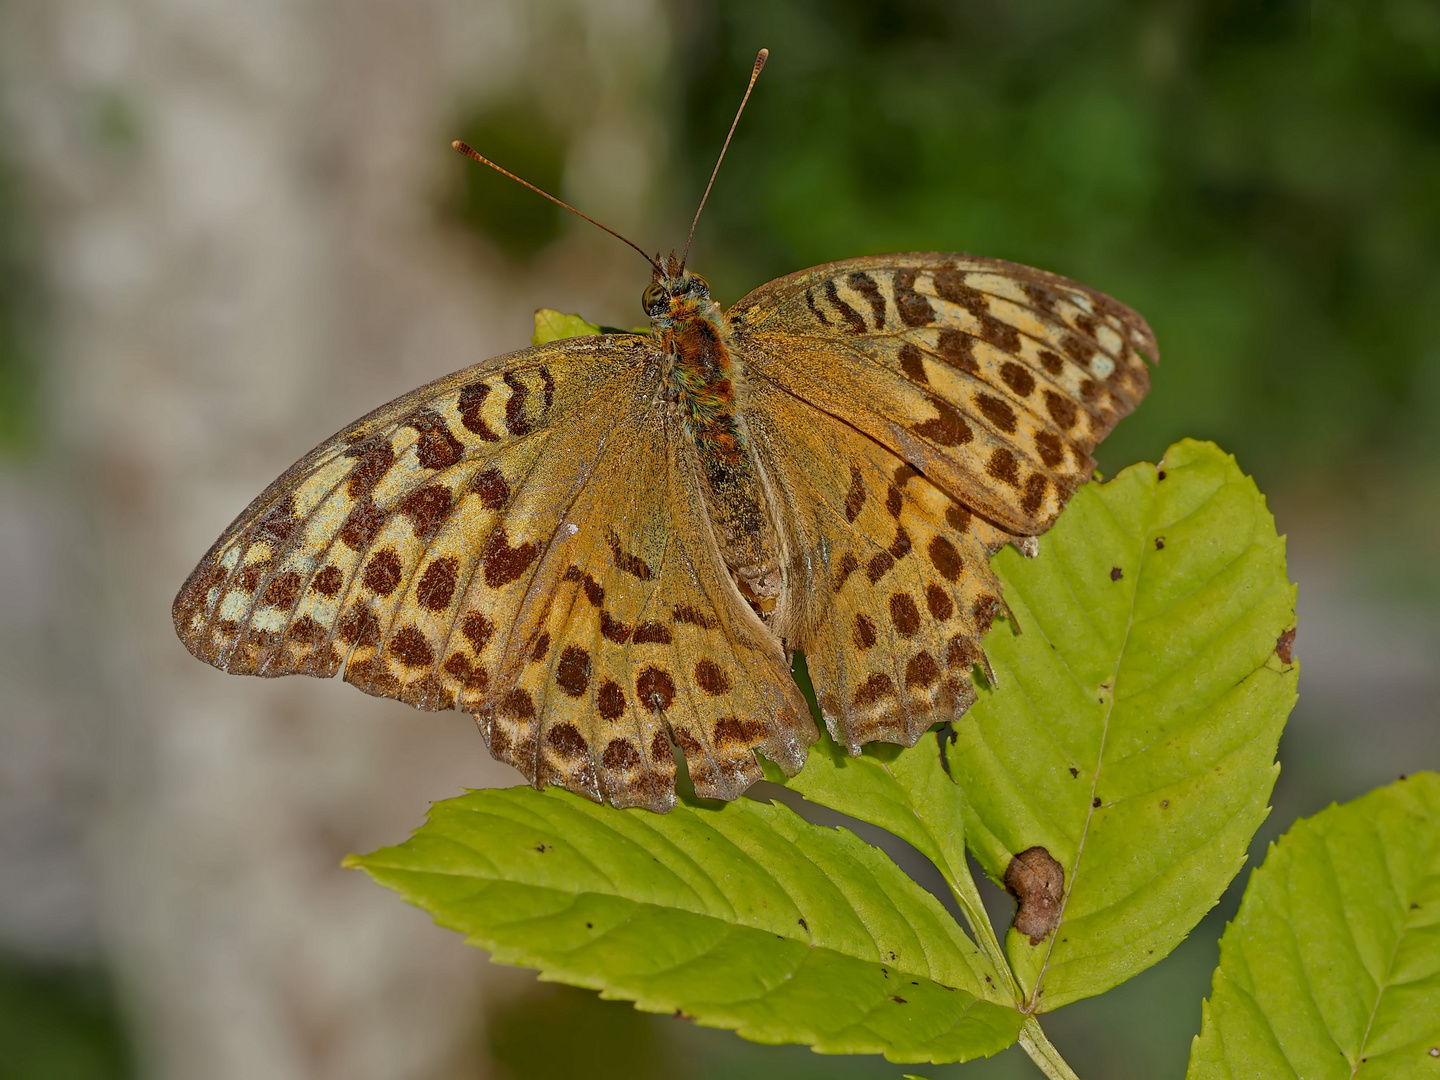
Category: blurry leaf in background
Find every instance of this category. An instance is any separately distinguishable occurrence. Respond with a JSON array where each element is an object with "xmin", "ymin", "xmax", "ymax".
[
  {"xmin": 450, "ymin": 99, "xmax": 569, "ymax": 261},
  {"xmin": 489, "ymin": 983, "xmax": 670, "ymax": 1080},
  {"xmin": 675, "ymin": 0, "xmax": 1440, "ymax": 518},
  {"xmin": 0, "ymin": 134, "xmax": 39, "ymax": 458},
  {"xmin": 0, "ymin": 953, "xmax": 132, "ymax": 1080}
]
